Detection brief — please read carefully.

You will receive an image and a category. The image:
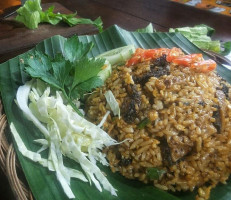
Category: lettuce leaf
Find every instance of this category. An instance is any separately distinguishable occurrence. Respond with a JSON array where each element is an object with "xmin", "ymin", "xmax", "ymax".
[
  {"xmin": 15, "ymin": 0, "xmax": 103, "ymax": 31},
  {"xmin": 15, "ymin": 0, "xmax": 42, "ymax": 29},
  {"xmin": 169, "ymin": 24, "xmax": 231, "ymax": 56},
  {"xmin": 136, "ymin": 23, "xmax": 155, "ymax": 33}
]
